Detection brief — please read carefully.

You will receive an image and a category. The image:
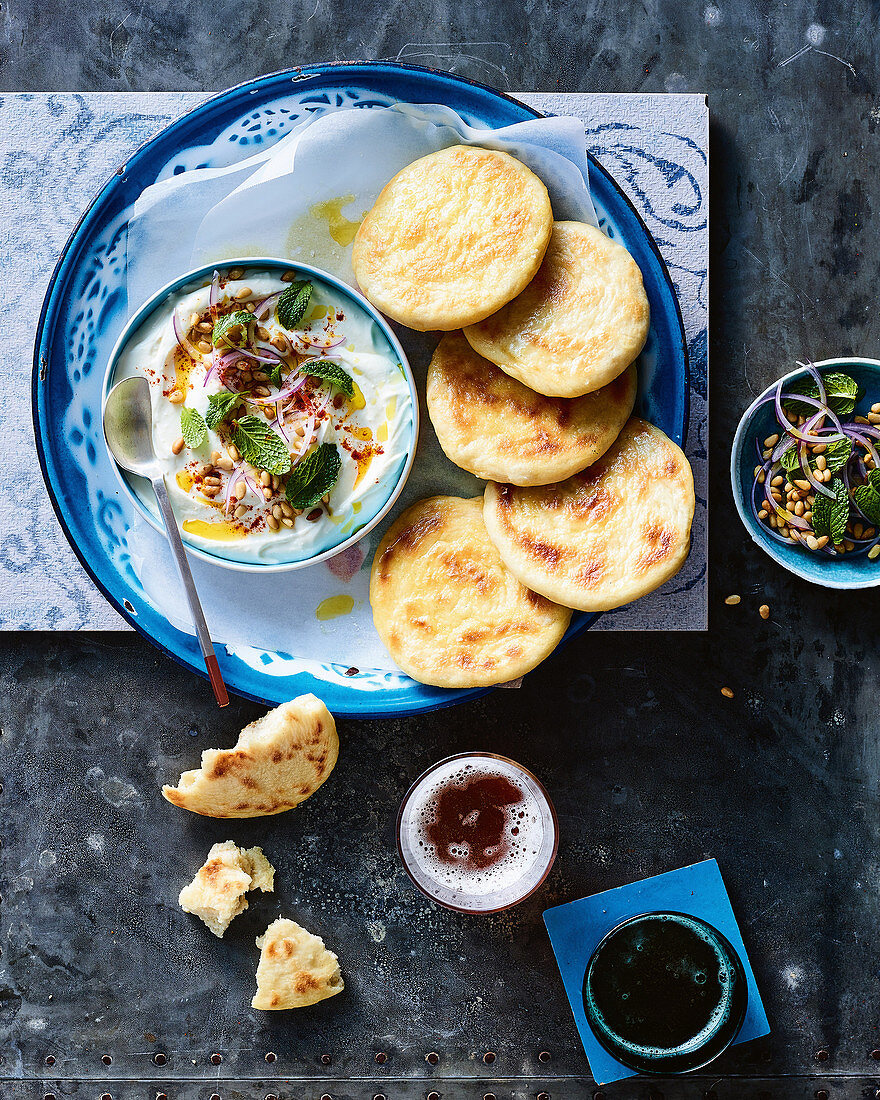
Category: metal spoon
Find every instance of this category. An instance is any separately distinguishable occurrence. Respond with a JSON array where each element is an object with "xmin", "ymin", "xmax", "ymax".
[{"xmin": 103, "ymin": 376, "xmax": 229, "ymax": 707}]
